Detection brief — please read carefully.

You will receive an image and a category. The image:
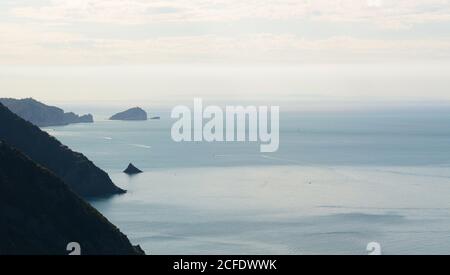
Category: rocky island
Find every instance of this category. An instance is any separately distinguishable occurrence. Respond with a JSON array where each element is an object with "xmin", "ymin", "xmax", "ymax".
[
  {"xmin": 0, "ymin": 141, "xmax": 144, "ymax": 255},
  {"xmin": 110, "ymin": 107, "xmax": 147, "ymax": 121},
  {"xmin": 0, "ymin": 98, "xmax": 93, "ymax": 127},
  {"xmin": 124, "ymin": 163, "xmax": 143, "ymax": 175},
  {"xmin": 0, "ymin": 102, "xmax": 124, "ymax": 197}
]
